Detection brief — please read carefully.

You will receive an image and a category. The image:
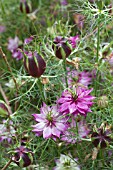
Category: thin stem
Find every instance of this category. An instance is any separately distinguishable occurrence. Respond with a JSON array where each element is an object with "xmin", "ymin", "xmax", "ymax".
[
  {"xmin": 0, "ymin": 84, "xmax": 12, "ymax": 116},
  {"xmin": 37, "ymin": 78, "xmax": 45, "ymax": 102},
  {"xmin": 96, "ymin": 25, "xmax": 100, "ymax": 63},
  {"xmin": 0, "ymin": 47, "xmax": 19, "ymax": 93},
  {"xmin": 63, "ymin": 58, "xmax": 68, "ymax": 88},
  {"xmin": 95, "ymin": 16, "xmax": 101, "ymax": 96},
  {"xmin": 1, "ymin": 158, "xmax": 12, "ymax": 170}
]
